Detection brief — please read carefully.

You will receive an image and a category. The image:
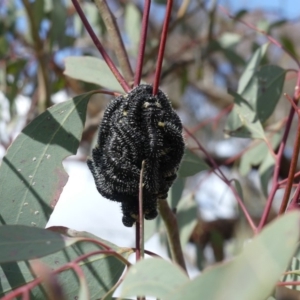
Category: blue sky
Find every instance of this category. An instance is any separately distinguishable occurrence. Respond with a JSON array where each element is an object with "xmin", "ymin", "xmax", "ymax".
[{"xmin": 219, "ymin": 0, "xmax": 300, "ymax": 19}]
